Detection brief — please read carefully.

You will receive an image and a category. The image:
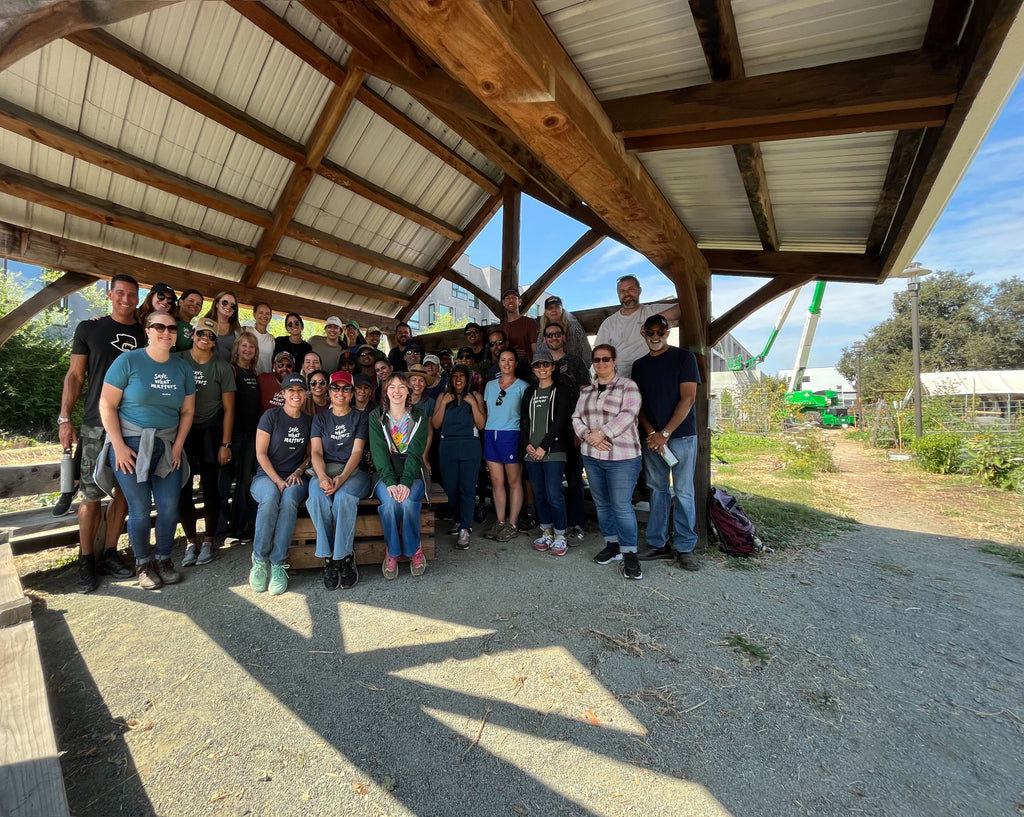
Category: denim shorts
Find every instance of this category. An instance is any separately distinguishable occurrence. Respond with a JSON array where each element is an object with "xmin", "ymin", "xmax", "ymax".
[{"xmin": 483, "ymin": 429, "xmax": 519, "ymax": 464}]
